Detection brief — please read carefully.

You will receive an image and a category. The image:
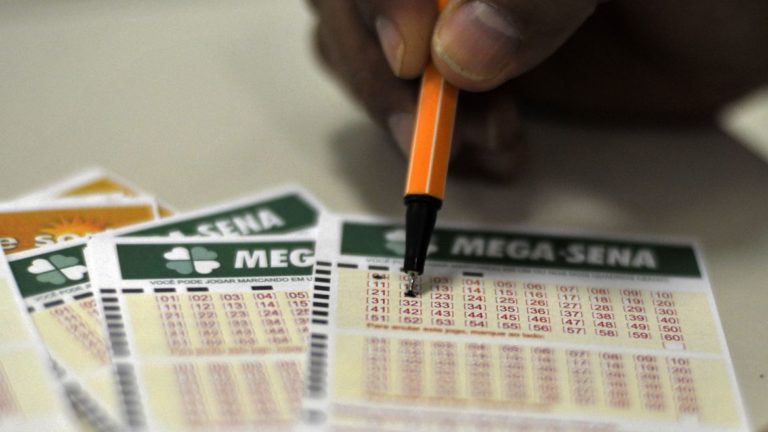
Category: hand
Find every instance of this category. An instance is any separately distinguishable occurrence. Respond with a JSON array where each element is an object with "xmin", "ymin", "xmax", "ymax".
[{"xmin": 308, "ymin": 0, "xmax": 768, "ymax": 180}]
